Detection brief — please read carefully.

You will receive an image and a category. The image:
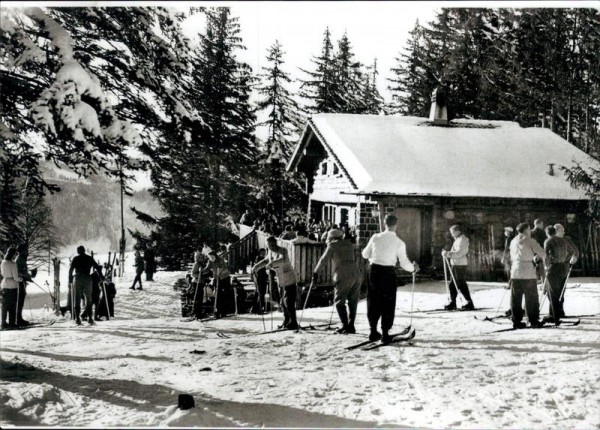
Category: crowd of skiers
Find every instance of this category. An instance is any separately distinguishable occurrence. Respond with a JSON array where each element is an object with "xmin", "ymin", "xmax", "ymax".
[
  {"xmin": 233, "ymin": 212, "xmax": 581, "ymax": 339},
  {"xmin": 0, "ymin": 243, "xmax": 158, "ymax": 329}
]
